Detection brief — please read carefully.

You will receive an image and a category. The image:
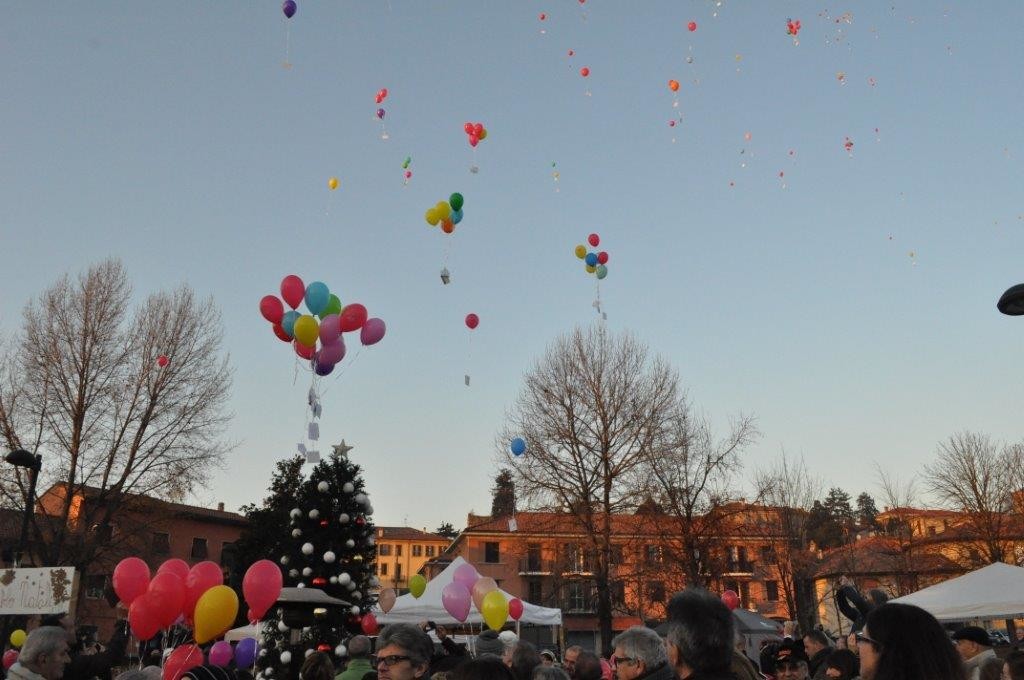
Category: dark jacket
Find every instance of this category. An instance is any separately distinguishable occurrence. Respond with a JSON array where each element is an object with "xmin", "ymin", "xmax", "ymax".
[
  {"xmin": 429, "ymin": 636, "xmax": 468, "ymax": 674},
  {"xmin": 808, "ymin": 648, "xmax": 830, "ymax": 680},
  {"xmin": 638, "ymin": 662, "xmax": 676, "ymax": 680},
  {"xmin": 63, "ymin": 622, "xmax": 129, "ymax": 680},
  {"xmin": 835, "ymin": 585, "xmax": 872, "ymax": 632}
]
